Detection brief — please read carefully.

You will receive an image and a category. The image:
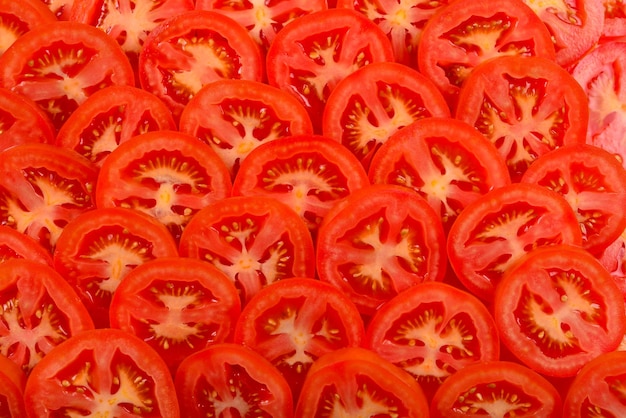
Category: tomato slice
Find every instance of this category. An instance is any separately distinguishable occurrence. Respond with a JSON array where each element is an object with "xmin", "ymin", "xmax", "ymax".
[
  {"xmin": 316, "ymin": 184, "xmax": 447, "ymax": 315},
  {"xmin": 23, "ymin": 328, "xmax": 180, "ymax": 417},
  {"xmin": 417, "ymin": 0, "xmax": 556, "ymax": 109},
  {"xmin": 233, "ymin": 277, "xmax": 365, "ymax": 400},
  {"xmin": 0, "ymin": 354, "xmax": 26, "ymax": 417},
  {"xmin": 455, "ymin": 55, "xmax": 589, "ymax": 182},
  {"xmin": 0, "ymin": 225, "xmax": 52, "ymax": 266},
  {"xmin": 179, "ymin": 79, "xmax": 314, "ymax": 179},
  {"xmin": 322, "ymin": 61, "xmax": 451, "ymax": 169},
  {"xmin": 95, "ymin": 130, "xmax": 232, "ymax": 241},
  {"xmin": 0, "ymin": 143, "xmax": 98, "ymax": 253},
  {"xmin": 55, "ymin": 85, "xmax": 176, "ymax": 167},
  {"xmin": 368, "ymin": 117, "xmax": 511, "ymax": 232},
  {"xmin": 231, "ymin": 134, "xmax": 370, "ymax": 238},
  {"xmin": 138, "ymin": 10, "xmax": 263, "ymax": 120},
  {"xmin": 602, "ymin": 1, "xmax": 626, "ymax": 39},
  {"xmin": 41, "ymin": 0, "xmax": 73, "ymax": 20},
  {"xmin": 52, "ymin": 207, "xmax": 179, "ymax": 328},
  {"xmin": 0, "ymin": 0, "xmax": 56, "ymax": 57},
  {"xmin": 430, "ymin": 360, "xmax": 562, "ymax": 418},
  {"xmin": 179, "ymin": 196, "xmax": 315, "ymax": 304},
  {"xmin": 0, "ymin": 21, "xmax": 135, "ymax": 132},
  {"xmin": 447, "ymin": 182, "xmax": 583, "ymax": 302},
  {"xmin": 109, "ymin": 257, "xmax": 241, "ymax": 373},
  {"xmin": 0, "ymin": 87, "xmax": 55, "ymax": 151},
  {"xmin": 597, "ymin": 225, "xmax": 626, "ymax": 297},
  {"xmin": 295, "ymin": 347, "xmax": 429, "ymax": 417},
  {"xmin": 175, "ymin": 343, "xmax": 294, "ymax": 418},
  {"xmin": 0, "ymin": 259, "xmax": 94, "ymax": 374},
  {"xmin": 265, "ymin": 8, "xmax": 394, "ymax": 131},
  {"xmin": 494, "ymin": 245, "xmax": 626, "ymax": 378}
]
